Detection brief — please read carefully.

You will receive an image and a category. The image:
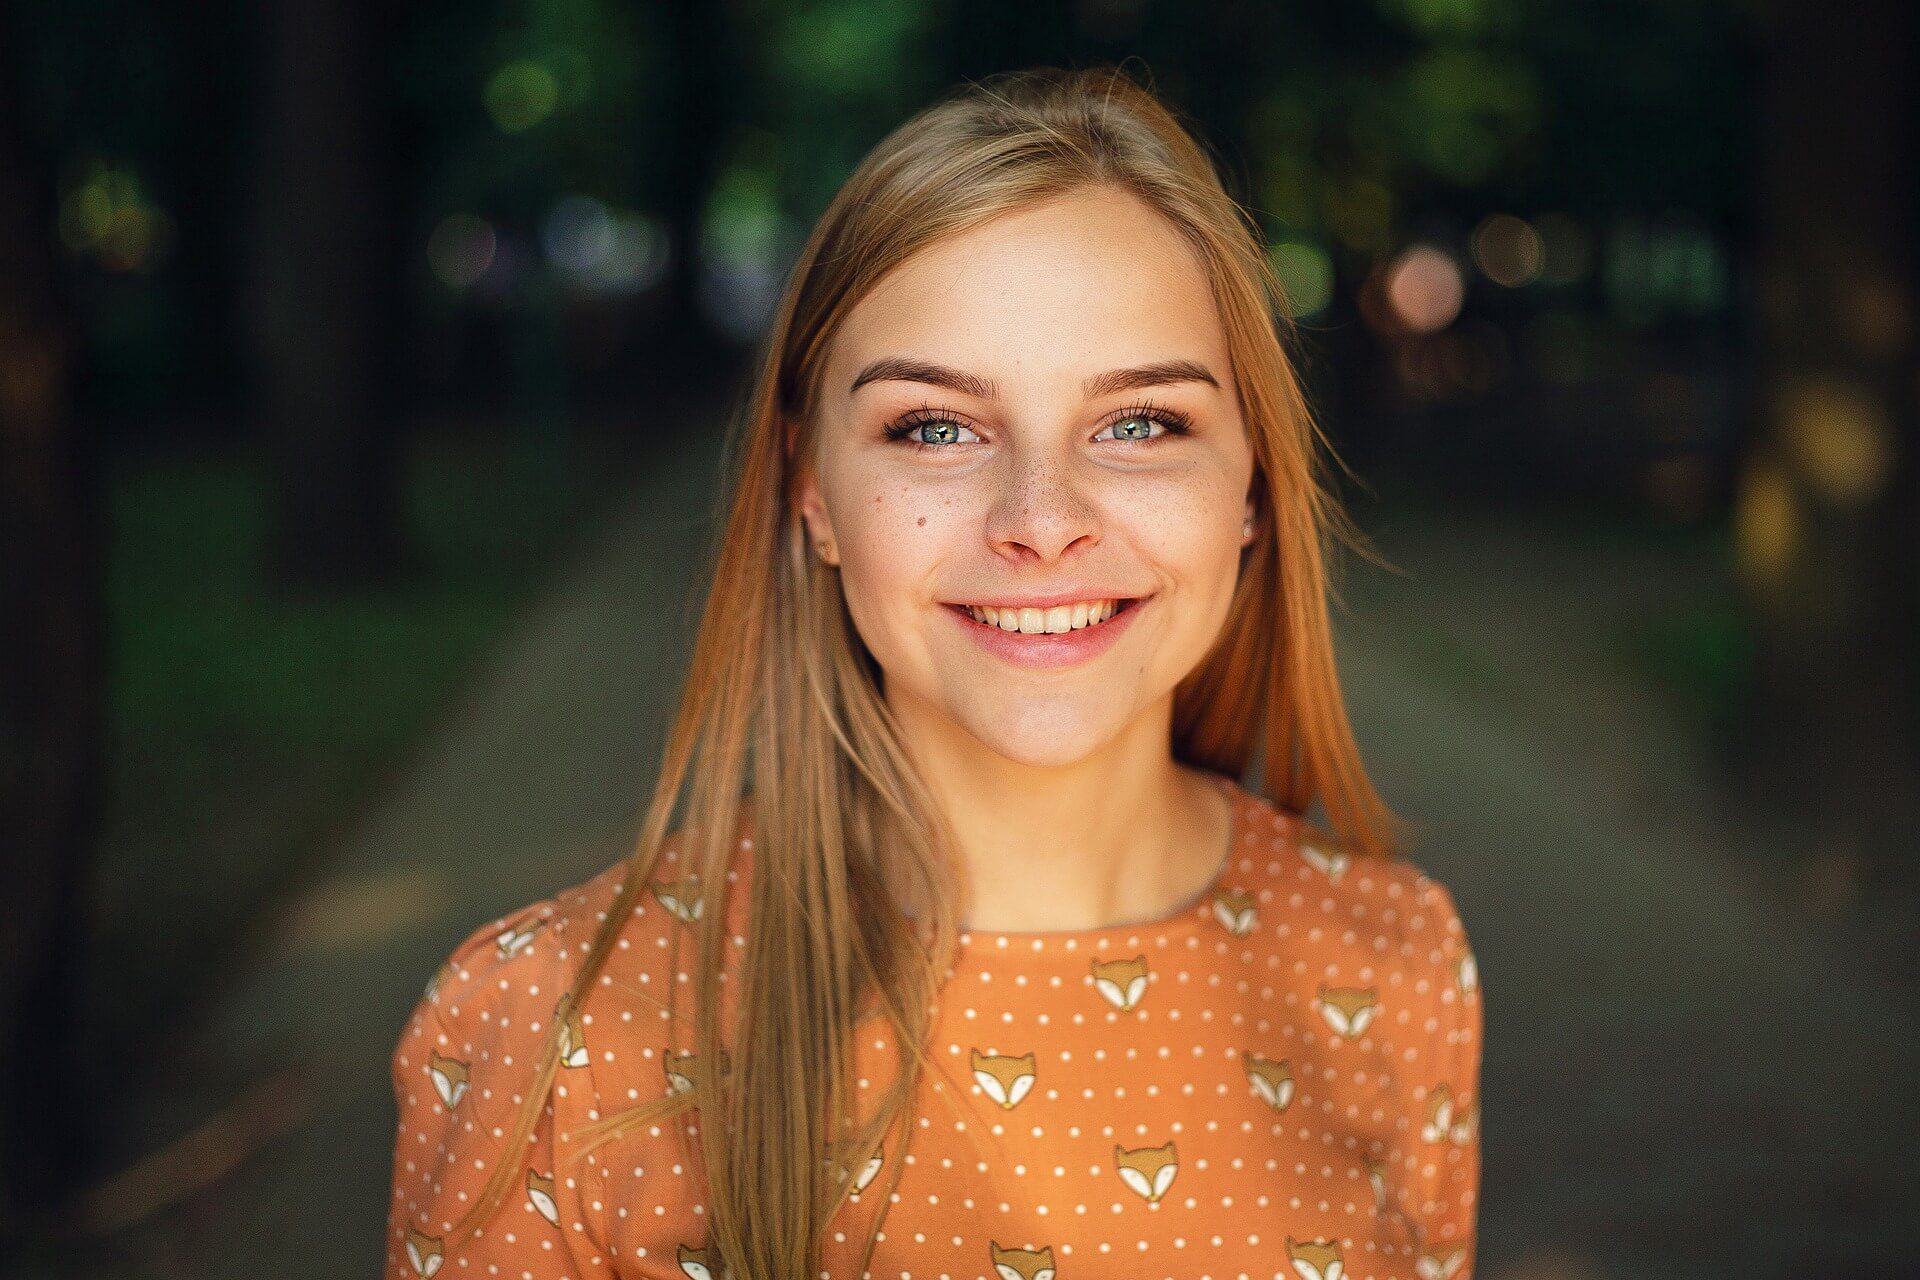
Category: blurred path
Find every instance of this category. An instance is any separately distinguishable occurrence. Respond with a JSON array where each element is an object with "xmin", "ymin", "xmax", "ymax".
[
  {"xmin": 1338, "ymin": 504, "xmax": 1920, "ymax": 1280},
  {"xmin": 101, "ymin": 422, "xmax": 731, "ymax": 1277},
  {"xmin": 97, "ymin": 486, "xmax": 1920, "ymax": 1278}
]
